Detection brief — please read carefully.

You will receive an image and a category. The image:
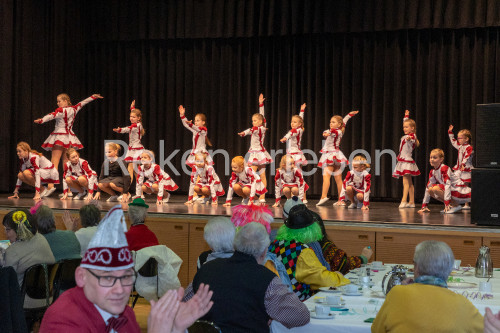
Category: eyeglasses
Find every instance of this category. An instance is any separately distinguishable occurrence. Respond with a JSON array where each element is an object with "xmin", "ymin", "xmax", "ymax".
[
  {"xmin": 4, "ymin": 227, "xmax": 12, "ymax": 232},
  {"xmin": 86, "ymin": 269, "xmax": 136, "ymax": 287}
]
